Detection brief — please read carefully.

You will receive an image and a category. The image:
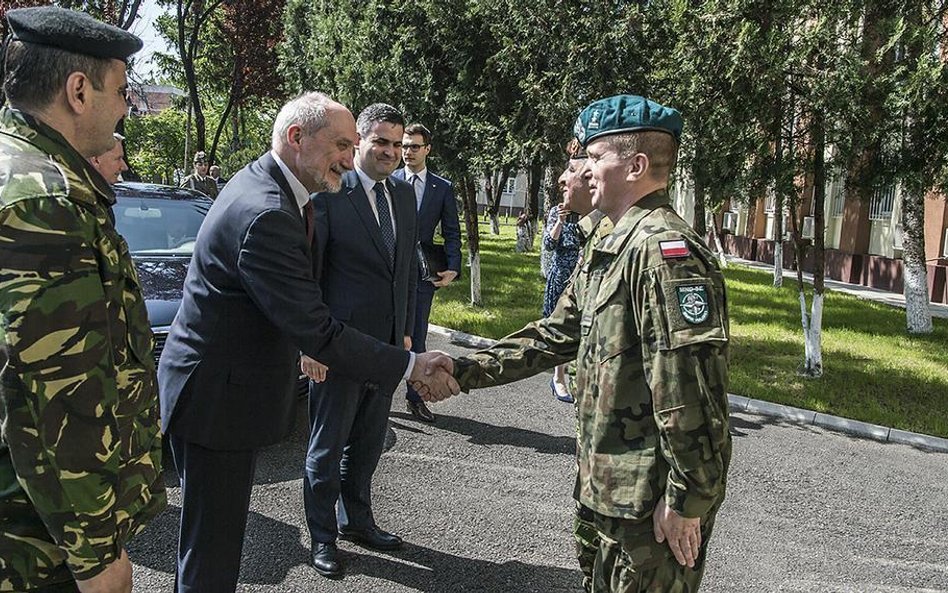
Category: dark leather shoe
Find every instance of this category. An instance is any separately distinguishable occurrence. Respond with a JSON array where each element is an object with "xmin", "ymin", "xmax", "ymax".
[
  {"xmin": 311, "ymin": 542, "xmax": 343, "ymax": 578},
  {"xmin": 407, "ymin": 399, "xmax": 435, "ymax": 422},
  {"xmin": 339, "ymin": 525, "xmax": 403, "ymax": 551}
]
